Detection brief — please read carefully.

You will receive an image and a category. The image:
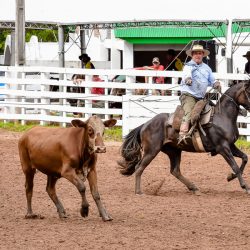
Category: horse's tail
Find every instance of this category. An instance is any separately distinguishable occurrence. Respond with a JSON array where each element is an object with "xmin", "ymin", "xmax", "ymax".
[{"xmin": 118, "ymin": 124, "xmax": 143, "ymax": 176}]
